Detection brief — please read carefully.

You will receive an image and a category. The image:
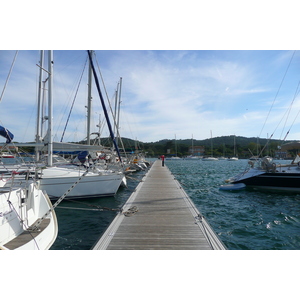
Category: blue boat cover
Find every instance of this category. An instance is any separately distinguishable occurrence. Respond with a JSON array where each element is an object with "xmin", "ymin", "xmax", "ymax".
[
  {"xmin": 0, "ymin": 125, "xmax": 14, "ymax": 143},
  {"xmin": 77, "ymin": 151, "xmax": 89, "ymax": 164}
]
